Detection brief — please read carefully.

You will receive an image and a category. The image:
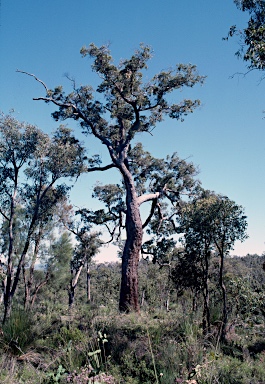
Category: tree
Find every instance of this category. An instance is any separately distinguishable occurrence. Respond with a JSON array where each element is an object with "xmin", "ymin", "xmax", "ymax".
[
  {"xmin": 22, "ymin": 218, "xmax": 51, "ymax": 310},
  {"xmin": 20, "ymin": 43, "xmax": 204, "ymax": 312},
  {"xmin": 58, "ymin": 205, "xmax": 102, "ymax": 308},
  {"xmin": 0, "ymin": 114, "xmax": 86, "ymax": 322},
  {"xmin": 175, "ymin": 190, "xmax": 218, "ymax": 333},
  {"xmin": 175, "ymin": 189, "xmax": 248, "ymax": 338},
  {"xmin": 68, "ymin": 231, "xmax": 101, "ymax": 309},
  {"xmin": 227, "ymin": 0, "xmax": 265, "ymax": 71},
  {"xmin": 49, "ymin": 231, "xmax": 74, "ymax": 296},
  {"xmin": 209, "ymin": 194, "xmax": 248, "ymax": 340},
  {"xmin": 22, "ymin": 204, "xmax": 68, "ymax": 310}
]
